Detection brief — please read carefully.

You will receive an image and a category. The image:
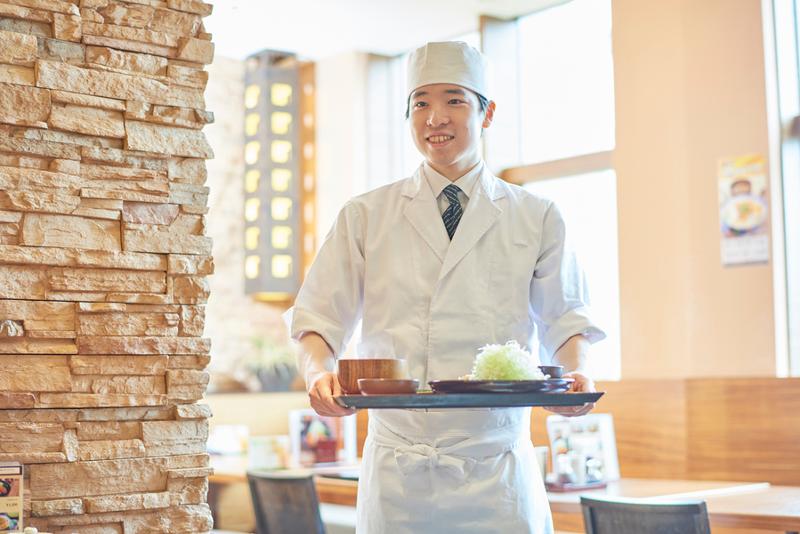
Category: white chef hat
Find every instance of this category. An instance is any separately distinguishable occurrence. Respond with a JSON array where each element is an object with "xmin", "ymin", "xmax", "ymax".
[{"xmin": 406, "ymin": 41, "xmax": 489, "ymax": 101}]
